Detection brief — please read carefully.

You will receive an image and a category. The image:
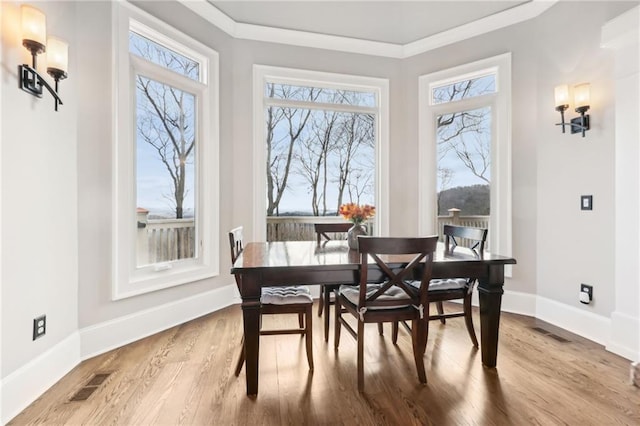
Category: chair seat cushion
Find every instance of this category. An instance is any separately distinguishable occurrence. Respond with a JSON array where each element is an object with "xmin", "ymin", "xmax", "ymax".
[
  {"xmin": 261, "ymin": 286, "xmax": 313, "ymax": 305},
  {"xmin": 338, "ymin": 283, "xmax": 414, "ymax": 309},
  {"xmin": 408, "ymin": 278, "xmax": 468, "ymax": 291}
]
